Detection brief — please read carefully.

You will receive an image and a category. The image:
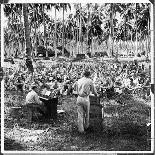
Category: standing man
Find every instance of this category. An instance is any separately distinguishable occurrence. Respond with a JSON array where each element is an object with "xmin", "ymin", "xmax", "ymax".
[{"xmin": 73, "ymin": 70, "xmax": 98, "ymax": 133}]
